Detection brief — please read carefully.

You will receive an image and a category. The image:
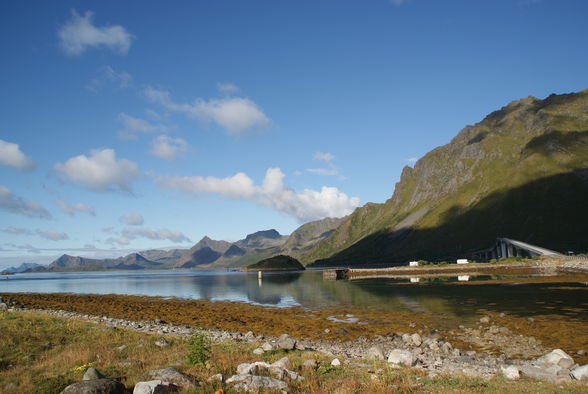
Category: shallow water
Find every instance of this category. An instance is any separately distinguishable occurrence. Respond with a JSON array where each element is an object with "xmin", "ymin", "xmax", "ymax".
[{"xmin": 2, "ymin": 269, "xmax": 588, "ymax": 322}]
